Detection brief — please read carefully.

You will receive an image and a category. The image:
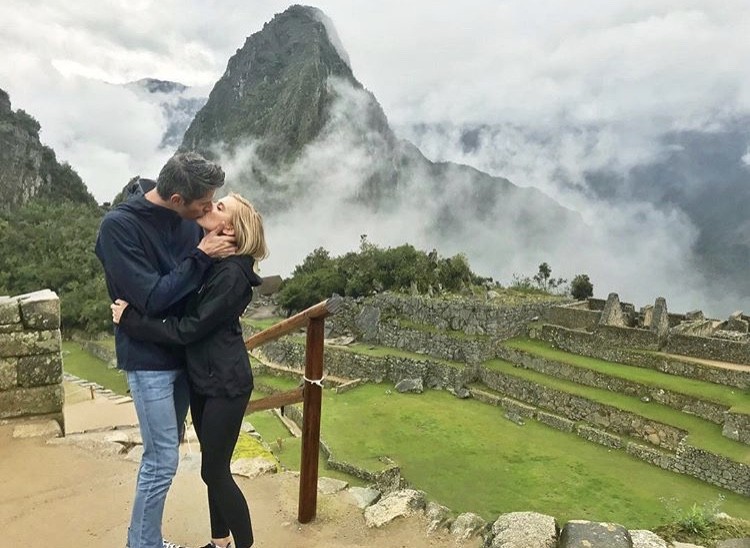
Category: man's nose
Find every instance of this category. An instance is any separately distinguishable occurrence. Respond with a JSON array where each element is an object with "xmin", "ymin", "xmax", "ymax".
[{"xmin": 205, "ymin": 202, "xmax": 215, "ymax": 213}]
